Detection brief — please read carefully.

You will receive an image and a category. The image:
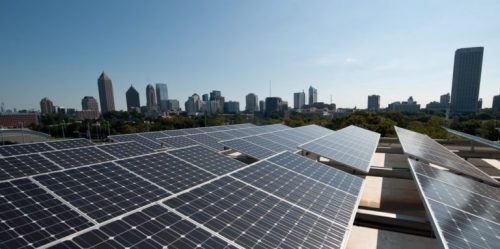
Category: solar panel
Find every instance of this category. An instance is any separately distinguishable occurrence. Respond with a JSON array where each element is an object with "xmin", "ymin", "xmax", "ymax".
[
  {"xmin": 395, "ymin": 126, "xmax": 499, "ymax": 186},
  {"xmin": 244, "ymin": 135, "xmax": 295, "ymax": 152},
  {"xmin": 232, "ymin": 161, "xmax": 358, "ymax": 227},
  {"xmin": 221, "ymin": 139, "xmax": 276, "ymax": 159},
  {"xmin": 181, "ymin": 128, "xmax": 205, "ymax": 135},
  {"xmin": 49, "ymin": 204, "xmax": 237, "ymax": 249},
  {"xmin": 408, "ymin": 159, "xmax": 500, "ymax": 249},
  {"xmin": 0, "ymin": 154, "xmax": 61, "ymax": 181},
  {"xmin": 164, "ymin": 176, "xmax": 347, "ymax": 249},
  {"xmin": 444, "ymin": 127, "xmax": 500, "ymax": 150},
  {"xmin": 138, "ymin": 131, "xmax": 170, "ymax": 140},
  {"xmin": 223, "ymin": 129, "xmax": 252, "ymax": 138},
  {"xmin": 157, "ymin": 136, "xmax": 198, "ymax": 148},
  {"xmin": 186, "ymin": 133, "xmax": 225, "ymax": 151},
  {"xmin": 45, "ymin": 138, "xmax": 94, "ymax": 150},
  {"xmin": 299, "ymin": 125, "xmax": 380, "ymax": 173},
  {"xmin": 162, "ymin": 129, "xmax": 189, "ymax": 137},
  {"xmin": 109, "ymin": 134, "xmax": 162, "ymax": 150},
  {"xmin": 295, "ymin": 124, "xmax": 334, "ymax": 137},
  {"xmin": 0, "ymin": 142, "xmax": 54, "ymax": 157},
  {"xmin": 206, "ymin": 131, "xmax": 237, "ymax": 140},
  {"xmin": 34, "ymin": 162, "xmax": 170, "ymax": 223},
  {"xmin": 114, "ymin": 152, "xmax": 215, "ymax": 193},
  {"xmin": 97, "ymin": 141, "xmax": 154, "ymax": 159},
  {"xmin": 167, "ymin": 145, "xmax": 246, "ymax": 175},
  {"xmin": 41, "ymin": 147, "xmax": 116, "ymax": 169},
  {"xmin": 257, "ymin": 132, "xmax": 301, "ymax": 149},
  {"xmin": 0, "ymin": 178, "xmax": 93, "ymax": 248},
  {"xmin": 275, "ymin": 129, "xmax": 312, "ymax": 144},
  {"xmin": 268, "ymin": 151, "xmax": 364, "ymax": 194}
]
